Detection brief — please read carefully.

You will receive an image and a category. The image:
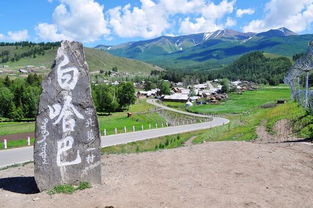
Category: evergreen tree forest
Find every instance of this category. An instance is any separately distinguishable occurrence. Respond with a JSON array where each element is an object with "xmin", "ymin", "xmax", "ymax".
[
  {"xmin": 0, "ymin": 74, "xmax": 43, "ymax": 120},
  {"xmin": 0, "ymin": 75, "xmax": 136, "ymax": 120},
  {"xmin": 209, "ymin": 52, "xmax": 293, "ymax": 85}
]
